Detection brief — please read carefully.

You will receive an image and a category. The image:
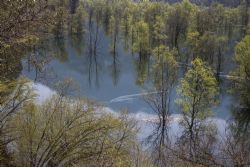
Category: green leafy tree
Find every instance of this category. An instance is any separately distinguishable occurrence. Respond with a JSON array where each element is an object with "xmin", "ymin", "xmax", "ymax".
[
  {"xmin": 0, "ymin": 77, "xmax": 34, "ymax": 165},
  {"xmin": 146, "ymin": 45, "xmax": 177, "ymax": 165},
  {"xmin": 68, "ymin": 3, "xmax": 86, "ymax": 34},
  {"xmin": 0, "ymin": 0, "xmax": 57, "ymax": 80},
  {"xmin": 10, "ymin": 96, "xmax": 137, "ymax": 167},
  {"xmin": 233, "ymin": 33, "xmax": 250, "ymax": 106},
  {"xmin": 222, "ymin": 33, "xmax": 250, "ymax": 166},
  {"xmin": 187, "ymin": 31, "xmax": 228, "ymax": 75},
  {"xmin": 176, "ymin": 58, "xmax": 218, "ymax": 161},
  {"xmin": 153, "ymin": 16, "xmax": 167, "ymax": 47},
  {"xmin": 133, "ymin": 20, "xmax": 150, "ymax": 60},
  {"xmin": 53, "ymin": 7, "xmax": 68, "ymax": 37},
  {"xmin": 239, "ymin": 0, "xmax": 249, "ymax": 36},
  {"xmin": 165, "ymin": 1, "xmax": 191, "ymax": 50}
]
